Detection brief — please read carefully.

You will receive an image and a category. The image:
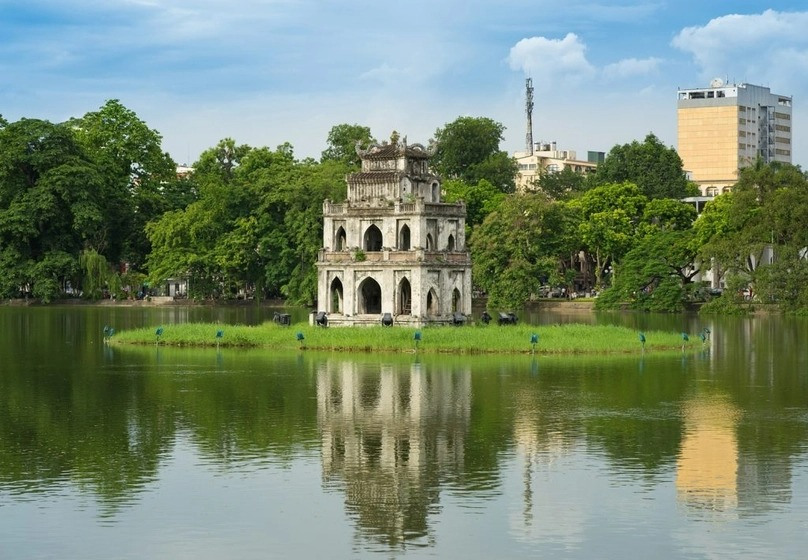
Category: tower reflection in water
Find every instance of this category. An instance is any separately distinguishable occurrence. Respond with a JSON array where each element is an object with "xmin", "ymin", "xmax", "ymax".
[{"xmin": 316, "ymin": 358, "xmax": 471, "ymax": 547}]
